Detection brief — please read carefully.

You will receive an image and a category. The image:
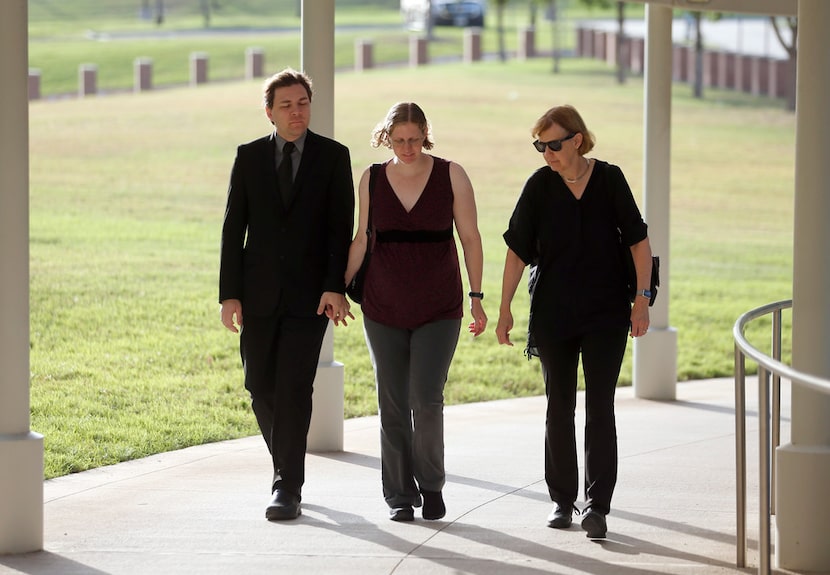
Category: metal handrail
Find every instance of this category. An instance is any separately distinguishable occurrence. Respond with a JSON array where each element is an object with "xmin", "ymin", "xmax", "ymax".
[{"xmin": 733, "ymin": 299, "xmax": 830, "ymax": 575}]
